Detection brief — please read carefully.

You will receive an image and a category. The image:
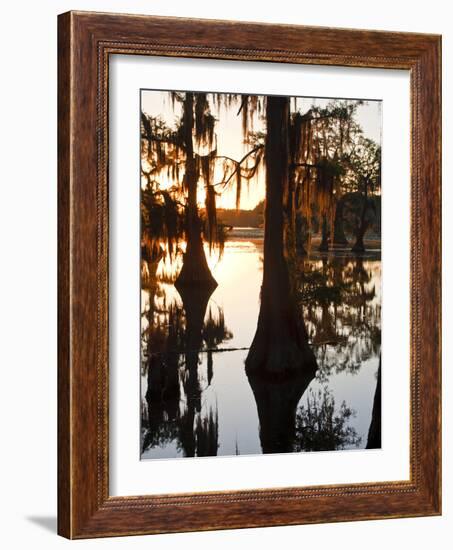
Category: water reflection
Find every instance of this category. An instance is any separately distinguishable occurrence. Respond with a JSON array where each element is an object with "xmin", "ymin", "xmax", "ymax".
[
  {"xmin": 247, "ymin": 369, "xmax": 316, "ymax": 453},
  {"xmin": 295, "ymin": 387, "xmax": 362, "ymax": 452},
  {"xmin": 300, "ymin": 256, "xmax": 381, "ymax": 381},
  {"xmin": 141, "ymin": 273, "xmax": 232, "ymax": 458},
  {"xmin": 141, "ymin": 233, "xmax": 381, "ymax": 459}
]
